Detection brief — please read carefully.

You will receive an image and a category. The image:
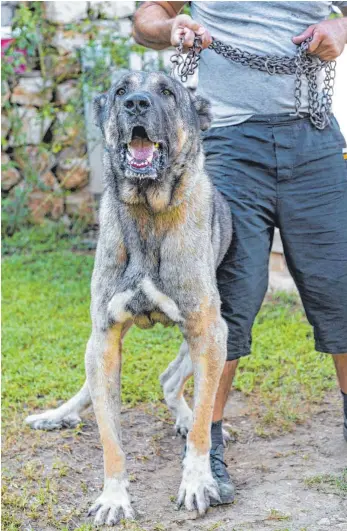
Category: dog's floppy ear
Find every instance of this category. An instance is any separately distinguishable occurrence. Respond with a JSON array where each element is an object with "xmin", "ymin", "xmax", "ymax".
[
  {"xmin": 93, "ymin": 92, "xmax": 108, "ymax": 131},
  {"xmin": 192, "ymin": 93, "xmax": 212, "ymax": 131}
]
